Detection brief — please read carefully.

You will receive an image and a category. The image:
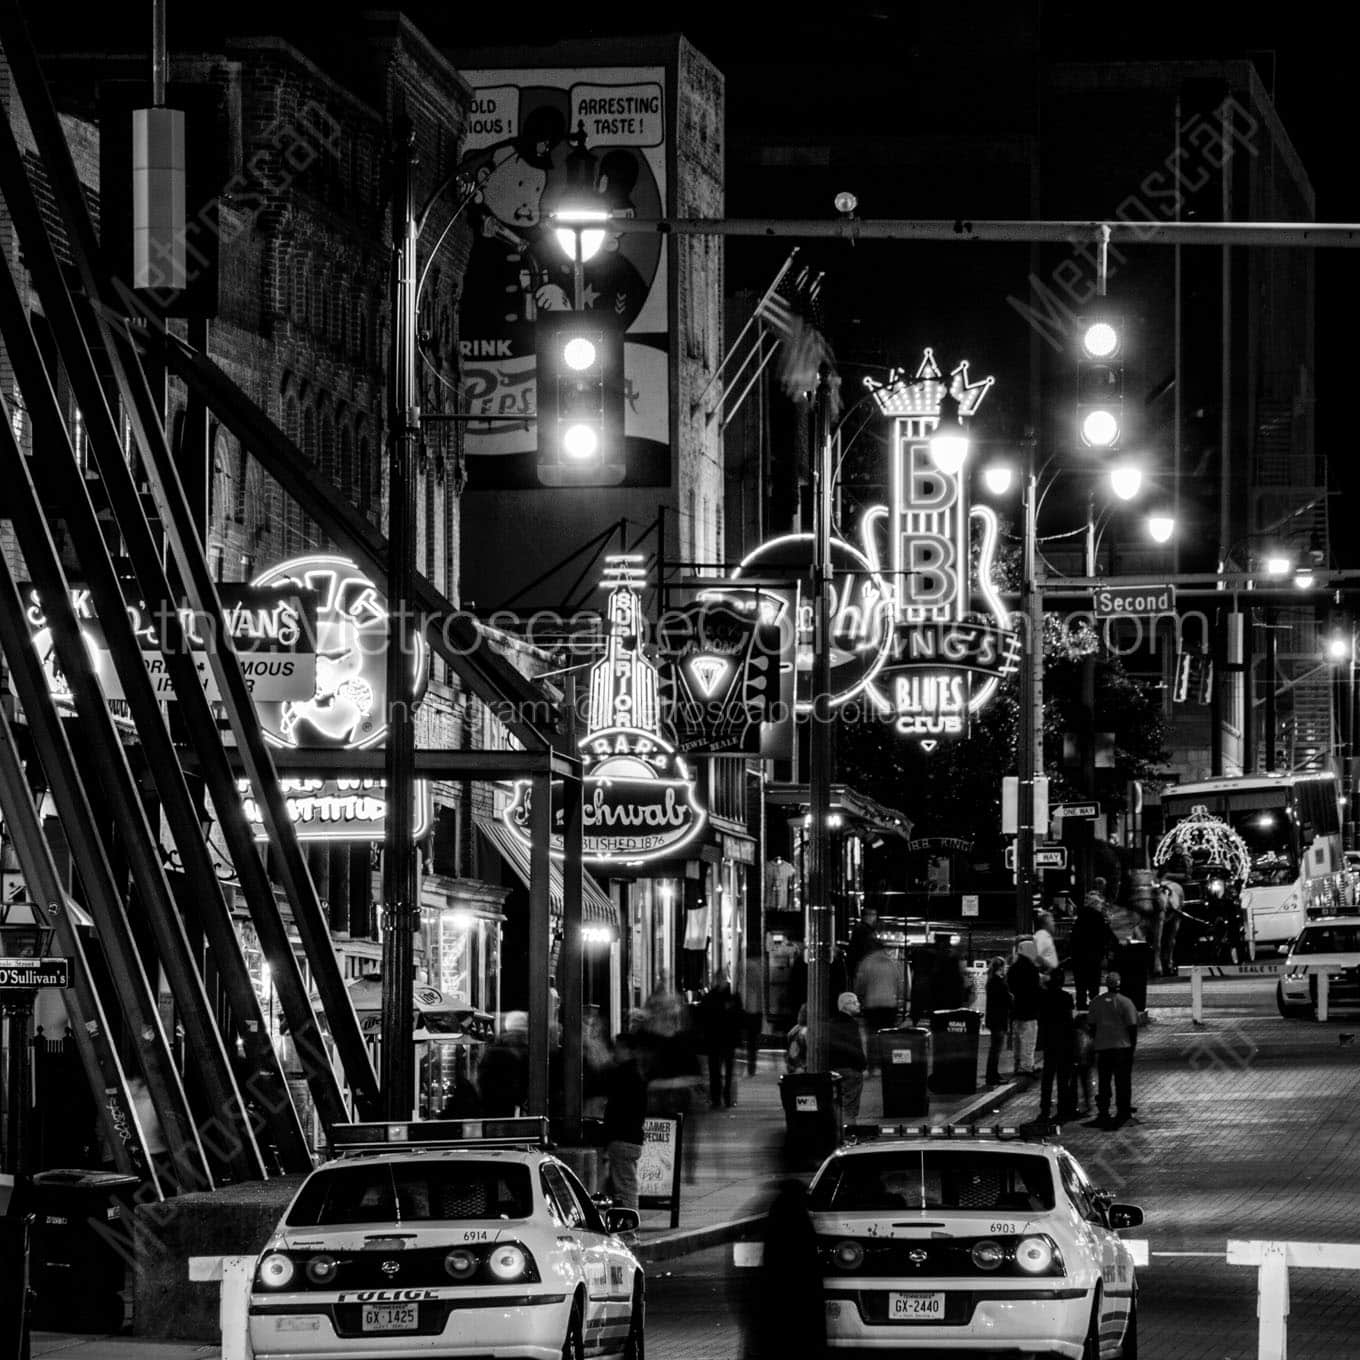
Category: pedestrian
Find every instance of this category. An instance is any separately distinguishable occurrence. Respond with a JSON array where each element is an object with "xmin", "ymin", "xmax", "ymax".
[
  {"xmin": 1008, "ymin": 937, "xmax": 1042, "ymax": 1078},
  {"xmin": 1037, "ymin": 966, "xmax": 1078, "ymax": 1124},
  {"xmin": 785, "ymin": 1004, "xmax": 809, "ymax": 1074},
  {"xmin": 846, "ymin": 905, "xmax": 880, "ymax": 981},
  {"xmin": 788, "ymin": 943, "xmax": 808, "ymax": 1016},
  {"xmin": 1070, "ymin": 885, "xmax": 1114, "ymax": 1008},
  {"xmin": 477, "ymin": 1011, "xmax": 528, "ymax": 1116},
  {"xmin": 1087, "ymin": 970, "xmax": 1139, "ymax": 1129},
  {"xmin": 829, "ymin": 992, "xmax": 868, "ymax": 1122},
  {"xmin": 602, "ymin": 1032, "xmax": 648, "ymax": 1210},
  {"xmin": 699, "ymin": 968, "xmax": 744, "ymax": 1108},
  {"xmin": 984, "ymin": 956, "xmax": 1011, "ymax": 1086},
  {"xmin": 929, "ymin": 943, "xmax": 970, "ymax": 1010},
  {"xmin": 1072, "ymin": 1011, "xmax": 1095, "ymax": 1115},
  {"xmin": 744, "ymin": 1179, "xmax": 826, "ymax": 1360},
  {"xmin": 1157, "ymin": 871, "xmax": 1186, "ymax": 975},
  {"xmin": 1033, "ymin": 910, "xmax": 1060, "ymax": 973},
  {"xmin": 854, "ymin": 936, "xmax": 903, "ymax": 1070},
  {"xmin": 743, "ymin": 954, "xmax": 765, "ymax": 1076}
]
